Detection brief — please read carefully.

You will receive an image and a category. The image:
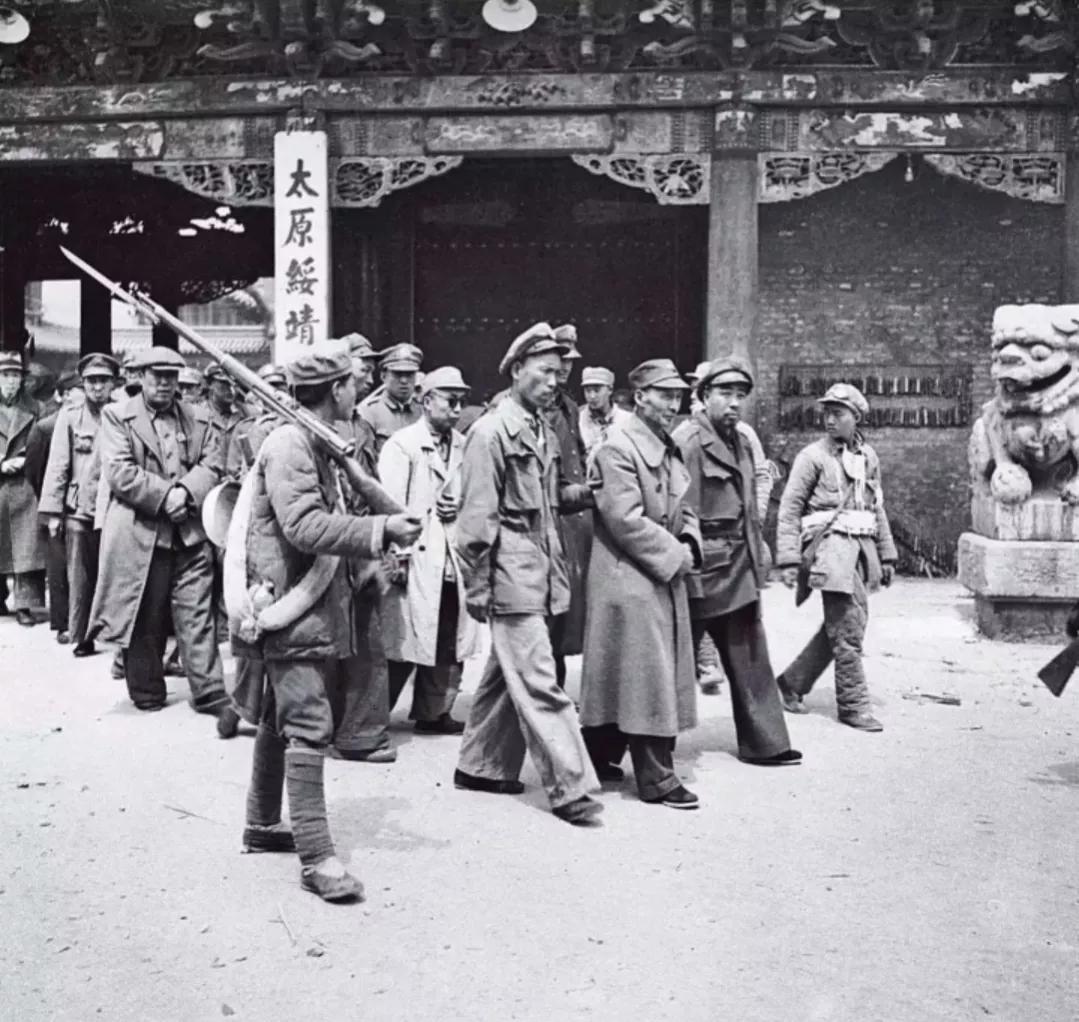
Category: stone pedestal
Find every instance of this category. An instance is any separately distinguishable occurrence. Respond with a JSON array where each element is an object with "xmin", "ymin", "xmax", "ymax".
[
  {"xmin": 958, "ymin": 531, "xmax": 1079, "ymax": 641},
  {"xmin": 971, "ymin": 493, "xmax": 1079, "ymax": 541}
]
